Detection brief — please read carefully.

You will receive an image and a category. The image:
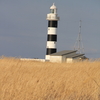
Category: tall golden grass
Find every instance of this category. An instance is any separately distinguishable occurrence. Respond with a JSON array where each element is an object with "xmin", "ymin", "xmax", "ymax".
[{"xmin": 0, "ymin": 57, "xmax": 100, "ymax": 100}]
